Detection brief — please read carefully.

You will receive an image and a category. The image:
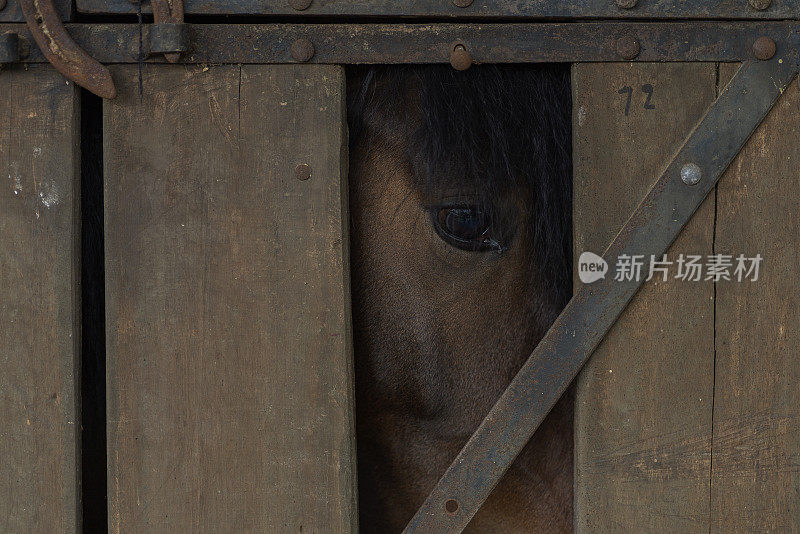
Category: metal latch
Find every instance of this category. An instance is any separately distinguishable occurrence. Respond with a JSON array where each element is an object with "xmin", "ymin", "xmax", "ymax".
[{"xmin": 148, "ymin": 0, "xmax": 189, "ymax": 62}]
